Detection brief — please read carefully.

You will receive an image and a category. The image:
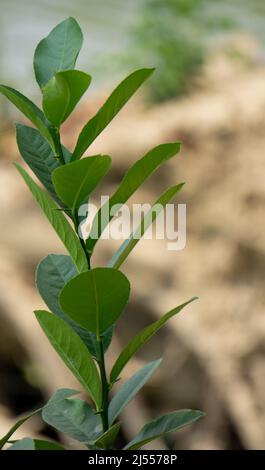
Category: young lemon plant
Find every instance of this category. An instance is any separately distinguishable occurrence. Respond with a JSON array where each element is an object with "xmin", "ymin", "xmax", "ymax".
[{"xmin": 0, "ymin": 18, "xmax": 204, "ymax": 450}]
